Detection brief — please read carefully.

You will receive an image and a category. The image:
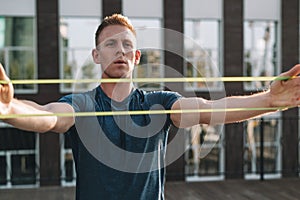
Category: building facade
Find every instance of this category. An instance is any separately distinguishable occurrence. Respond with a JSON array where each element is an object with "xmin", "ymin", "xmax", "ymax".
[{"xmin": 0, "ymin": 0, "xmax": 299, "ymax": 190}]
